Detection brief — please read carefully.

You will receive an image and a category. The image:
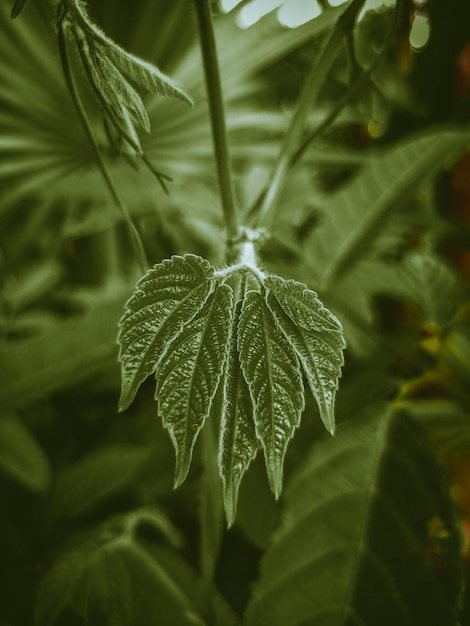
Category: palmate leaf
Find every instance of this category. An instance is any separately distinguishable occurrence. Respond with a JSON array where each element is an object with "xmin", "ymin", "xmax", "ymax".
[
  {"xmin": 118, "ymin": 254, "xmax": 345, "ymax": 517},
  {"xmin": 266, "ymin": 276, "xmax": 345, "ymax": 434},
  {"xmin": 245, "ymin": 408, "xmax": 462, "ymax": 626},
  {"xmin": 156, "ymin": 284, "xmax": 233, "ymax": 486},
  {"xmin": 219, "ymin": 299, "xmax": 259, "ymax": 526},
  {"xmin": 118, "ymin": 255, "xmax": 215, "ymax": 411},
  {"xmin": 238, "ymin": 289, "xmax": 305, "ymax": 498}
]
